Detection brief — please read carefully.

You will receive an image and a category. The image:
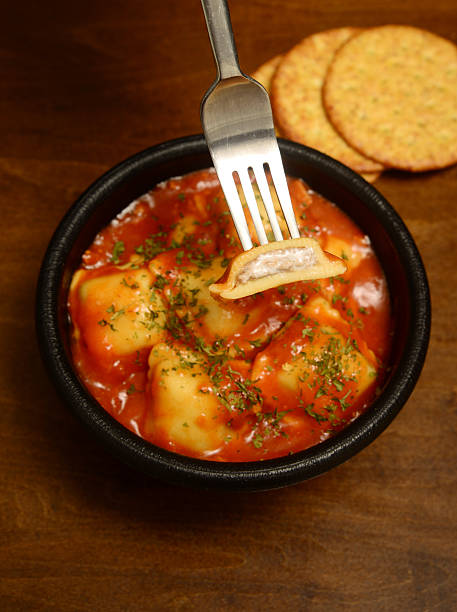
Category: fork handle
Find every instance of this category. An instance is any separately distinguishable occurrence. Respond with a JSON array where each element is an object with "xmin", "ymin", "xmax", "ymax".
[{"xmin": 201, "ymin": 0, "xmax": 242, "ymax": 79}]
